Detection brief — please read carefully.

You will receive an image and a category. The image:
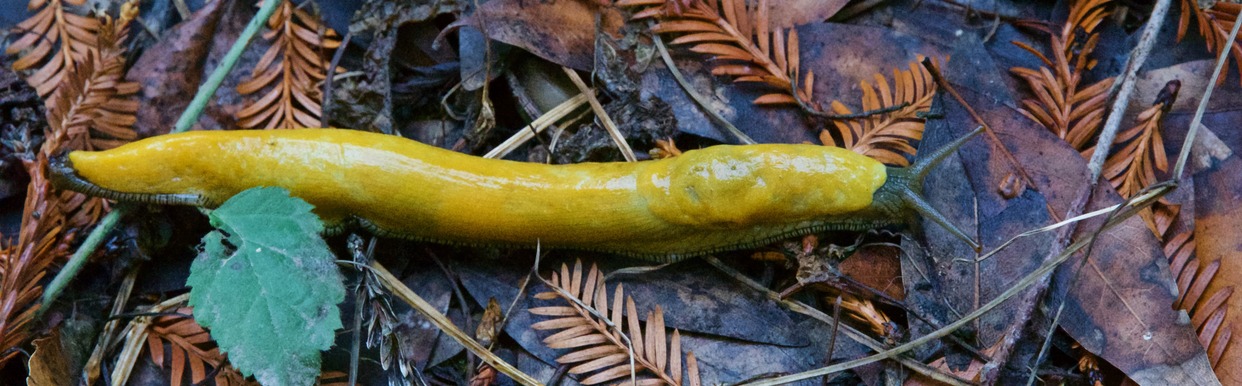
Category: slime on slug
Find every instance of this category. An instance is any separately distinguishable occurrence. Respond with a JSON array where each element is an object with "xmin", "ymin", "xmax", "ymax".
[{"xmin": 49, "ymin": 128, "xmax": 982, "ymax": 262}]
